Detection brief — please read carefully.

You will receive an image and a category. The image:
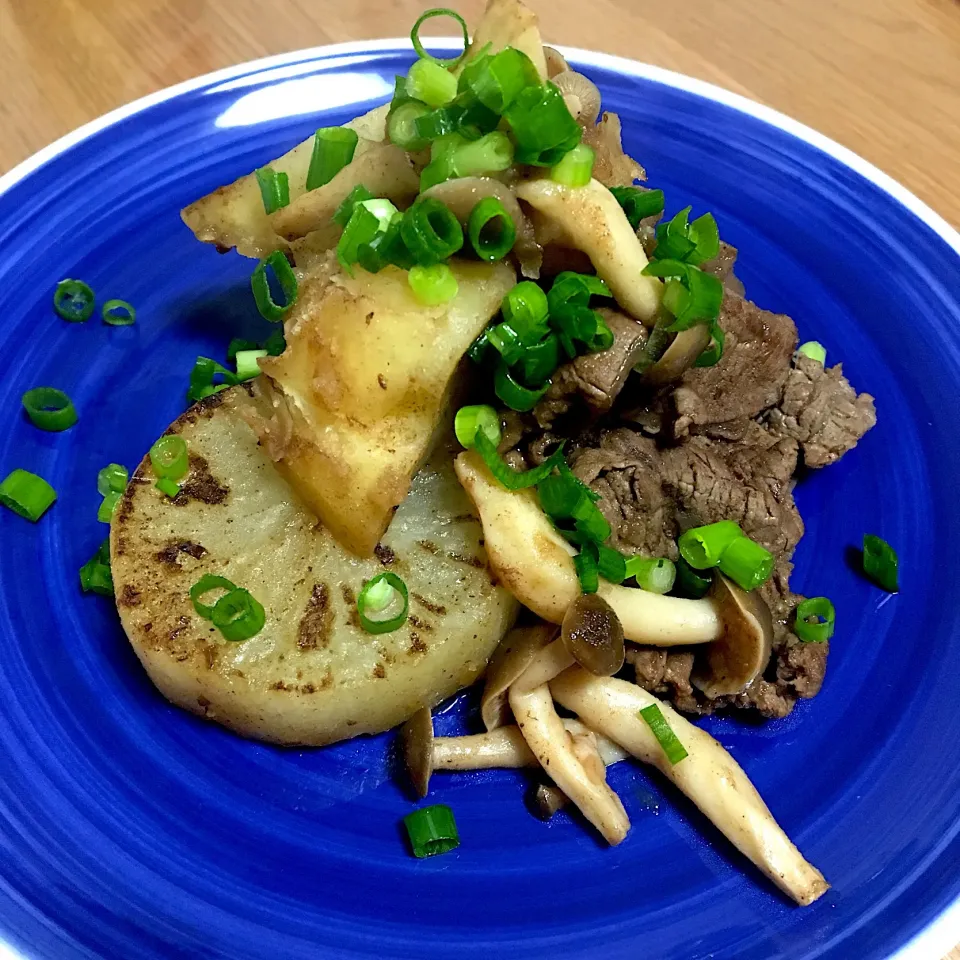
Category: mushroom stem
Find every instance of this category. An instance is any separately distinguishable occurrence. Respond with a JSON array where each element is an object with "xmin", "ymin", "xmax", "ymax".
[
  {"xmin": 455, "ymin": 451, "xmax": 721, "ymax": 645},
  {"xmin": 550, "ymin": 669, "xmax": 830, "ymax": 906},
  {"xmin": 433, "ymin": 726, "xmax": 536, "ymax": 769},
  {"xmin": 512, "ymin": 639, "xmax": 575, "ymax": 693},
  {"xmin": 509, "ymin": 682, "xmax": 630, "ymax": 845}
]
